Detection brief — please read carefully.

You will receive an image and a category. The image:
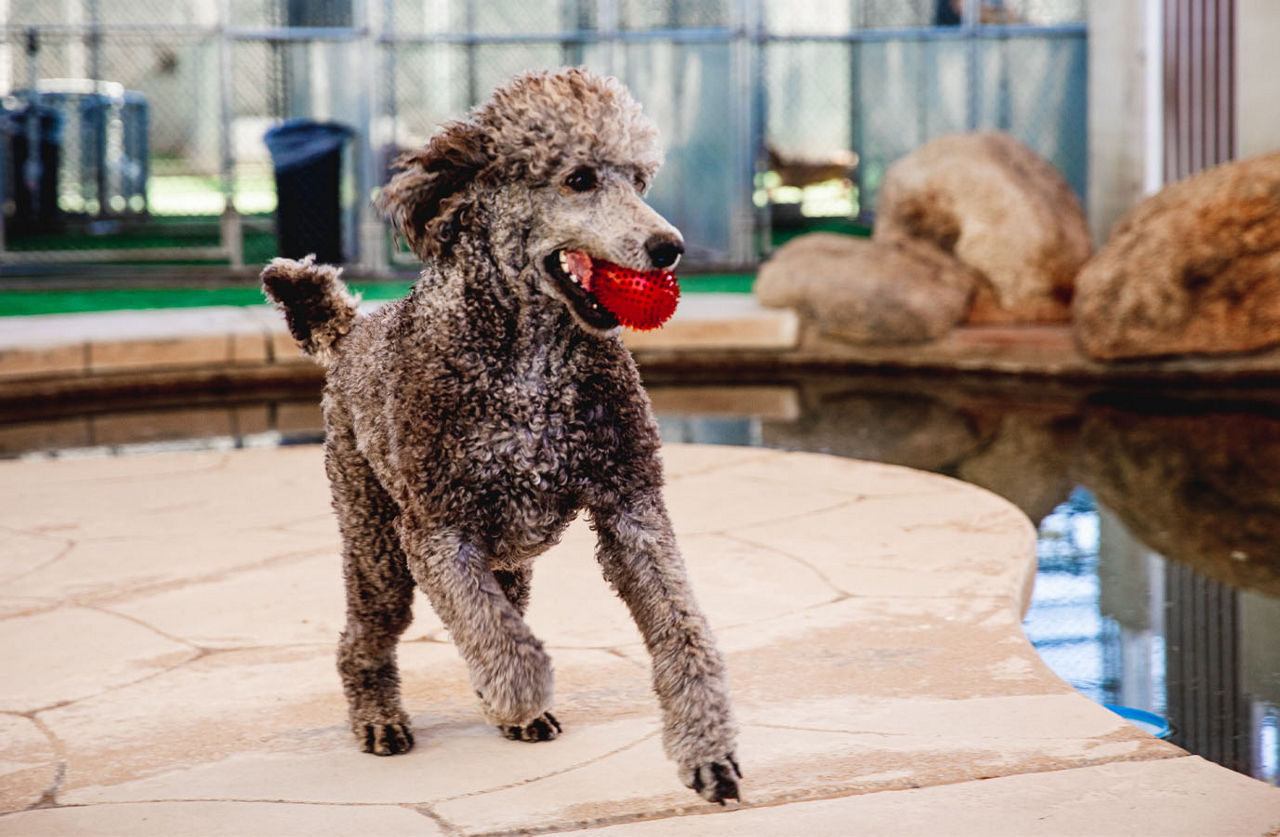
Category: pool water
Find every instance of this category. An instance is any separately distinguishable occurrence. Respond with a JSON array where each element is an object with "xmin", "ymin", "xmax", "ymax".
[
  {"xmin": 1028, "ymin": 487, "xmax": 1279, "ymax": 784},
  {"xmin": 4, "ymin": 371, "xmax": 1278, "ymax": 785}
]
